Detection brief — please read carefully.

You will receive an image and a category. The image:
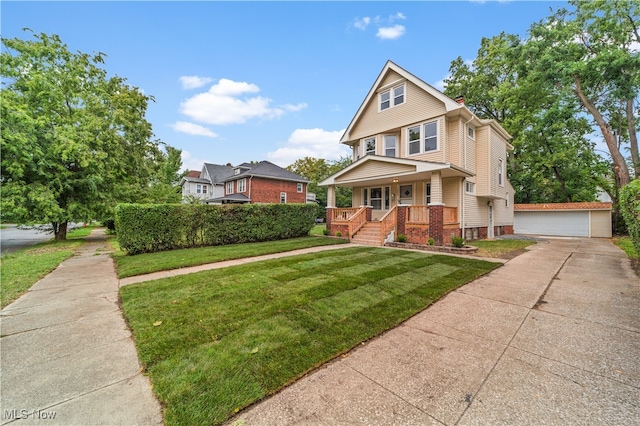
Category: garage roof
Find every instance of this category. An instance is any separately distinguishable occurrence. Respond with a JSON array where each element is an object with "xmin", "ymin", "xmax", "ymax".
[{"xmin": 514, "ymin": 202, "xmax": 612, "ymax": 211}]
